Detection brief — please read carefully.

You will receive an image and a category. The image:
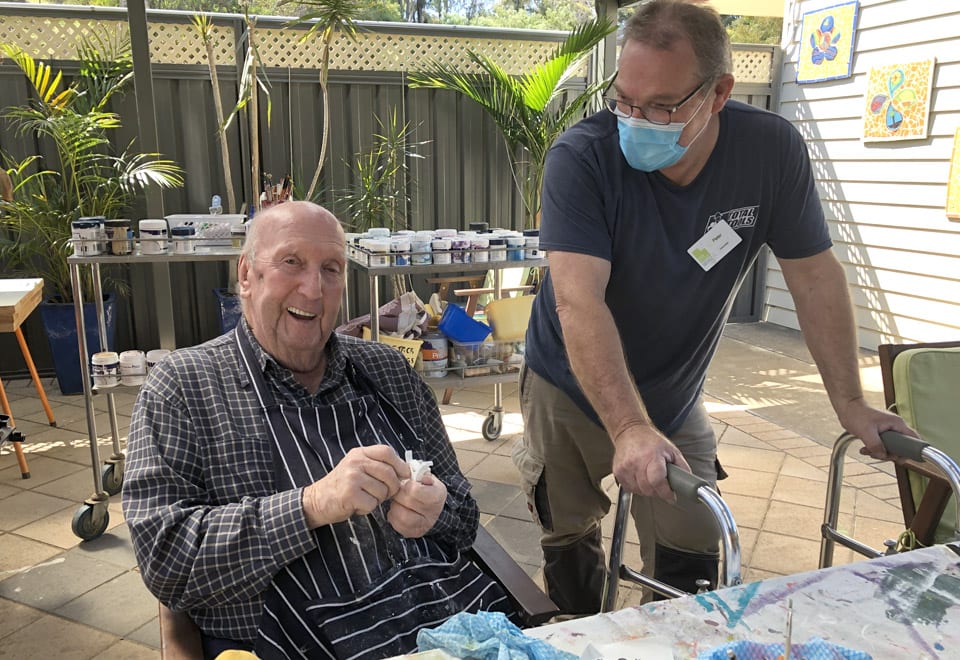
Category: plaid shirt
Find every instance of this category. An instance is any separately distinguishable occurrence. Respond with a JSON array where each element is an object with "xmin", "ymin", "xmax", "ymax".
[{"xmin": 122, "ymin": 320, "xmax": 478, "ymax": 643}]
